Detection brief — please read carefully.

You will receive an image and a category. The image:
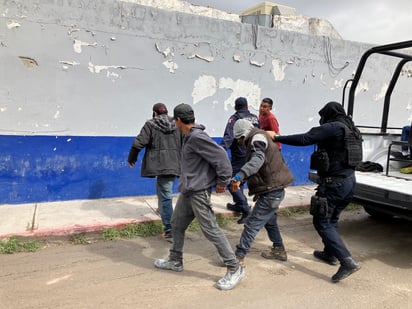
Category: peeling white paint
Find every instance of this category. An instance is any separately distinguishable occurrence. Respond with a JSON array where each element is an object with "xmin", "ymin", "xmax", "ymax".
[
  {"xmin": 59, "ymin": 61, "xmax": 80, "ymax": 66},
  {"xmin": 73, "ymin": 39, "xmax": 97, "ymax": 53},
  {"xmin": 88, "ymin": 62, "xmax": 126, "ymax": 74},
  {"xmin": 250, "ymin": 60, "xmax": 264, "ymax": 67},
  {"xmin": 374, "ymin": 83, "xmax": 388, "ymax": 101},
  {"xmin": 271, "ymin": 59, "xmax": 287, "ymax": 81},
  {"xmin": 233, "ymin": 54, "xmax": 241, "ymax": 62},
  {"xmin": 6, "ymin": 21, "xmax": 21, "ymax": 29},
  {"xmin": 162, "ymin": 60, "xmax": 178, "ymax": 73},
  {"xmin": 219, "ymin": 78, "xmax": 261, "ymax": 110},
  {"xmin": 192, "ymin": 75, "xmax": 217, "ymax": 104},
  {"xmin": 155, "ymin": 43, "xmax": 174, "ymax": 57},
  {"xmin": 67, "ymin": 28, "xmax": 80, "ymax": 36},
  {"xmin": 188, "ymin": 54, "xmax": 214, "ymax": 62},
  {"xmin": 106, "ymin": 71, "xmax": 120, "ymax": 81}
]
